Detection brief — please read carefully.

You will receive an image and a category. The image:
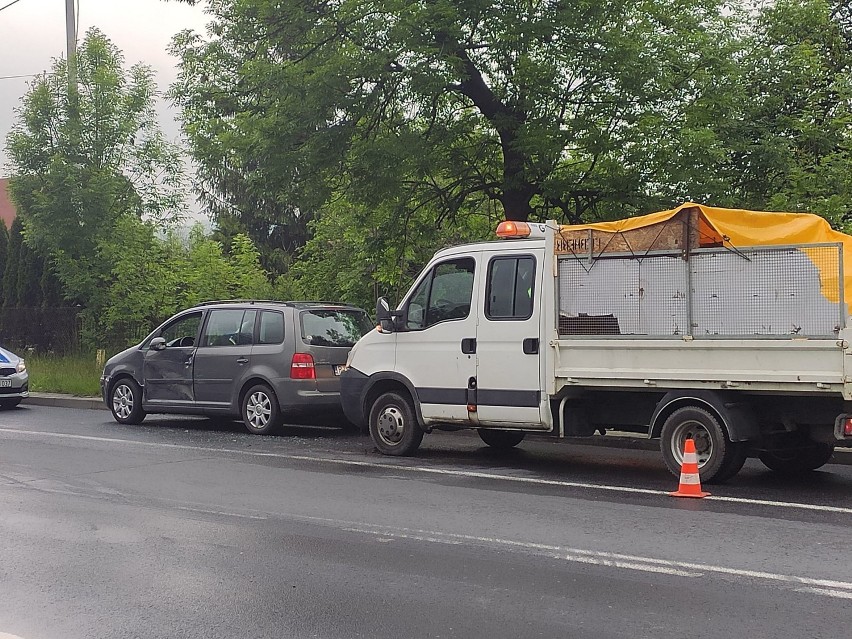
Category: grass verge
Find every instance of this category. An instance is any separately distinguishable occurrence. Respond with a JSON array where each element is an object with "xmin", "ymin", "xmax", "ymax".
[{"xmin": 27, "ymin": 352, "xmax": 102, "ymax": 396}]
